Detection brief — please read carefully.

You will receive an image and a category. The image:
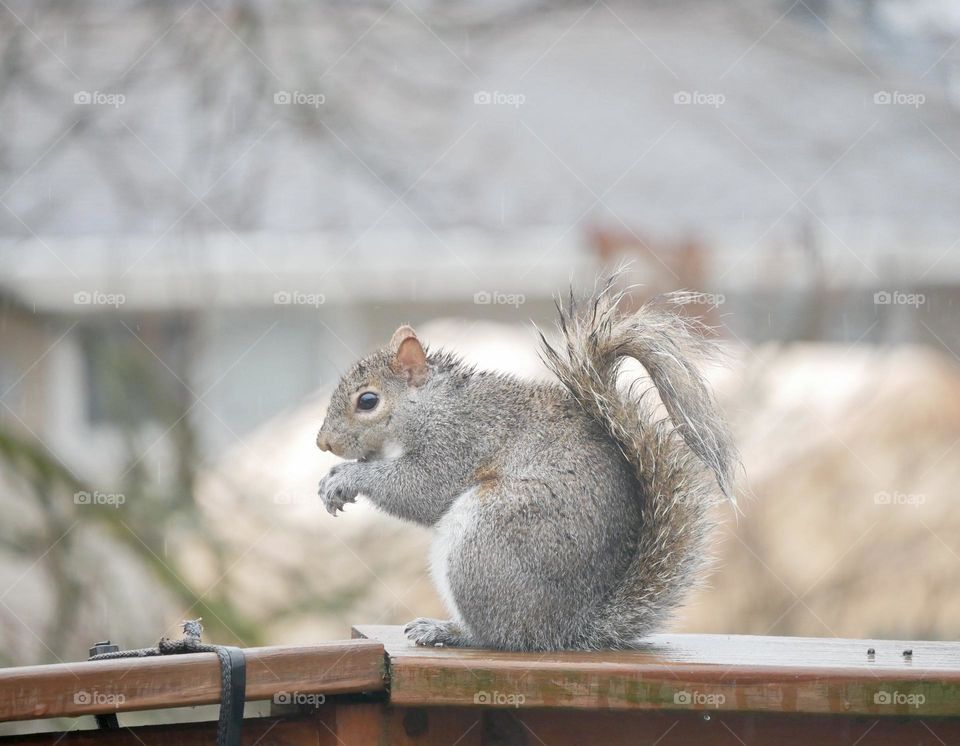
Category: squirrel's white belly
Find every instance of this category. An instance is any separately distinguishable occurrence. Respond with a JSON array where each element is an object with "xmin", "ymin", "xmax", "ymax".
[{"xmin": 429, "ymin": 487, "xmax": 479, "ymax": 623}]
